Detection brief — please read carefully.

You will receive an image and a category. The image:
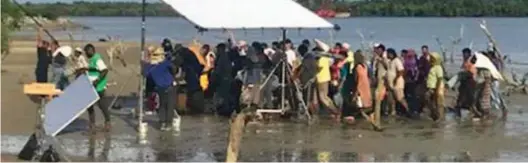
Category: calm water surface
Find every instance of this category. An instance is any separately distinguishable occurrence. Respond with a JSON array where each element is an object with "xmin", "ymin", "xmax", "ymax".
[{"xmin": 17, "ymin": 17, "xmax": 528, "ymax": 60}]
